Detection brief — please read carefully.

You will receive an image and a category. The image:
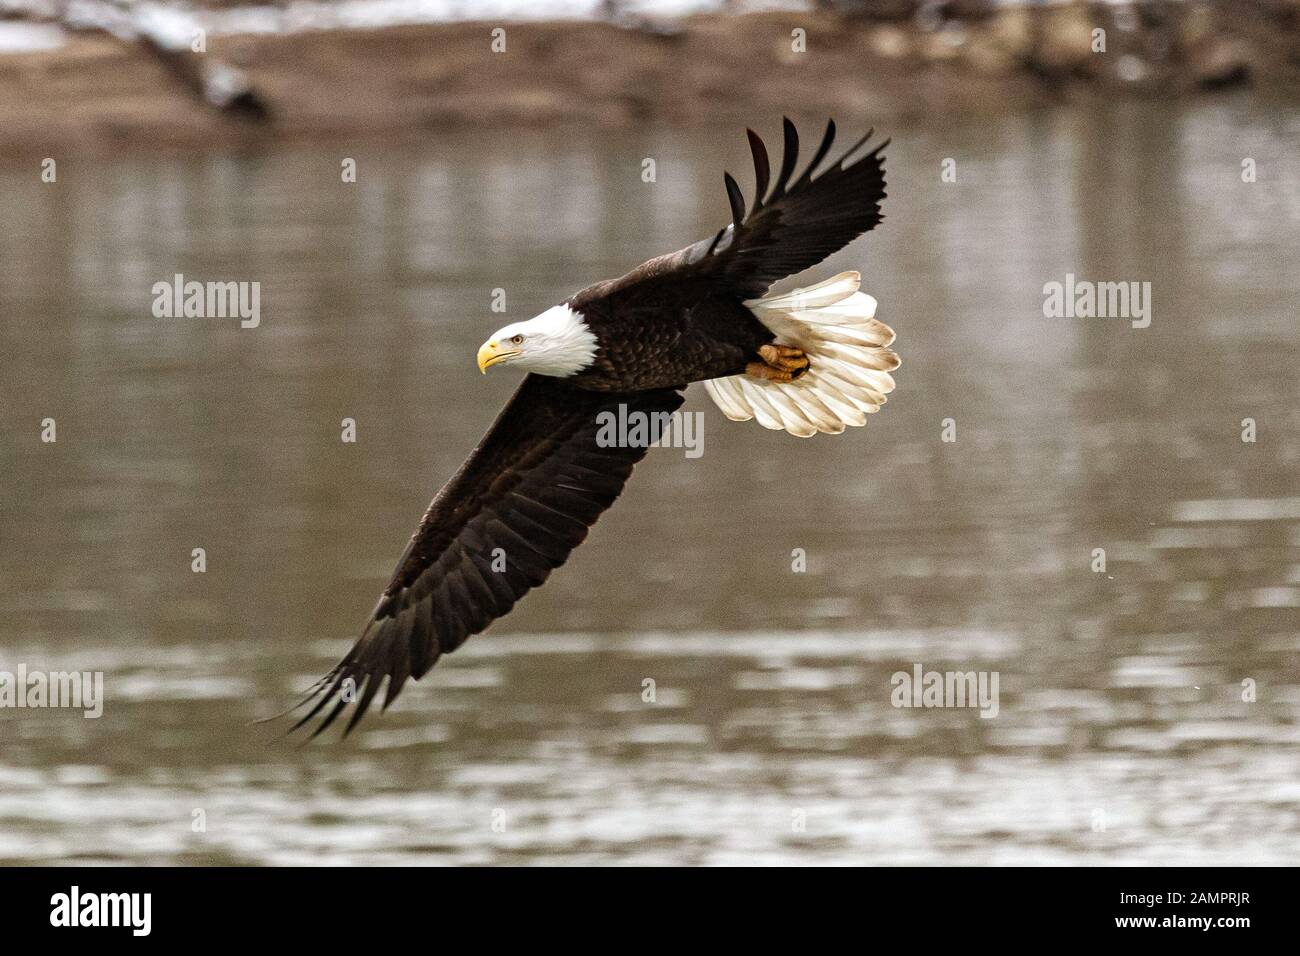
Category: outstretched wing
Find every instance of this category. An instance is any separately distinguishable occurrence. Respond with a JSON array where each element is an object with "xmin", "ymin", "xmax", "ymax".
[
  {"xmin": 573, "ymin": 118, "xmax": 887, "ymax": 307},
  {"xmin": 292, "ymin": 375, "xmax": 684, "ymax": 738}
]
